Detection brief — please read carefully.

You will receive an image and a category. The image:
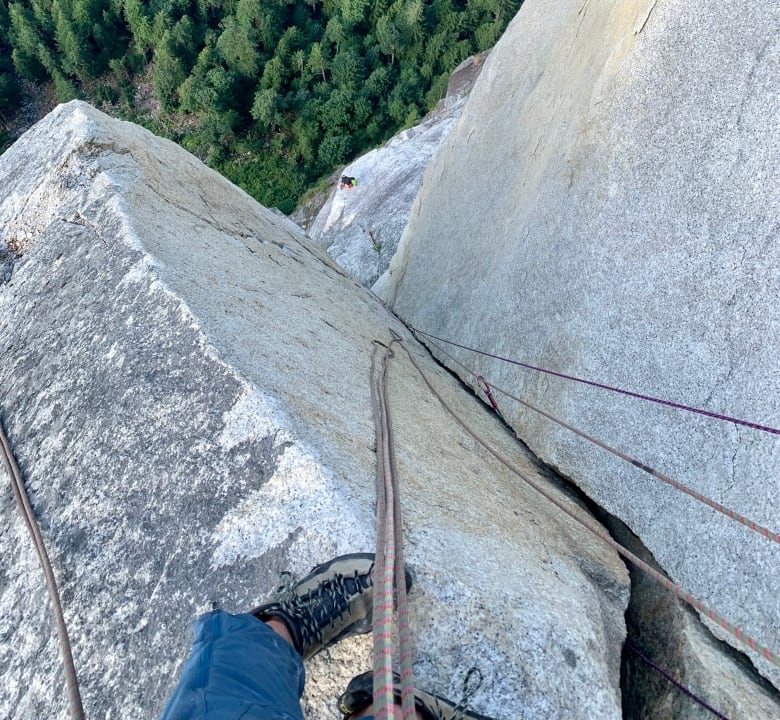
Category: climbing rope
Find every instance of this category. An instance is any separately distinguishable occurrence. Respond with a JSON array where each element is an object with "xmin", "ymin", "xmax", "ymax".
[
  {"xmin": 425, "ymin": 337, "xmax": 780, "ymax": 545},
  {"xmin": 394, "ymin": 340, "xmax": 780, "ymax": 669},
  {"xmin": 411, "ymin": 327, "xmax": 780, "ymax": 436},
  {"xmin": 0, "ymin": 413, "xmax": 86, "ymax": 720},
  {"xmin": 475, "ymin": 376, "xmax": 503, "ymax": 419},
  {"xmin": 370, "ymin": 333, "xmax": 416, "ymax": 720},
  {"xmin": 627, "ymin": 643, "xmax": 731, "ymax": 720}
]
